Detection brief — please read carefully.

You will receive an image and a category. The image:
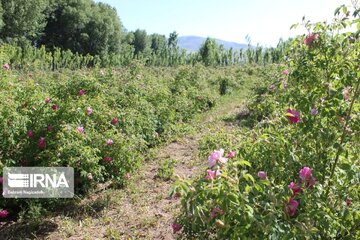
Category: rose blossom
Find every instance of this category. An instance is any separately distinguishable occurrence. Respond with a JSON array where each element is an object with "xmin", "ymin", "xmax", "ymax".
[
  {"xmin": 287, "ymin": 108, "xmax": 301, "ymax": 124},
  {"xmin": 285, "ymin": 198, "xmax": 299, "ymax": 217},
  {"xmin": 0, "ymin": 210, "xmax": 9, "ymax": 218},
  {"xmin": 78, "ymin": 89, "xmax": 85, "ymax": 96},
  {"xmin": 257, "ymin": 171, "xmax": 267, "ymax": 180},
  {"xmin": 51, "ymin": 104, "xmax": 58, "ymax": 110},
  {"xmin": 103, "ymin": 156, "xmax": 113, "ymax": 163},
  {"xmin": 226, "ymin": 151, "xmax": 236, "ymax": 159},
  {"xmin": 171, "ymin": 223, "xmax": 182, "ymax": 233},
  {"xmin": 86, "ymin": 107, "xmax": 93, "ymax": 115},
  {"xmin": 288, "ymin": 182, "xmax": 302, "ymax": 195},
  {"xmin": 27, "ymin": 130, "xmax": 34, "ymax": 138},
  {"xmin": 37, "ymin": 137, "xmax": 46, "ymax": 149},
  {"xmin": 208, "ymin": 149, "xmax": 228, "ymax": 167},
  {"xmin": 111, "ymin": 117, "xmax": 118, "ymax": 125}
]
